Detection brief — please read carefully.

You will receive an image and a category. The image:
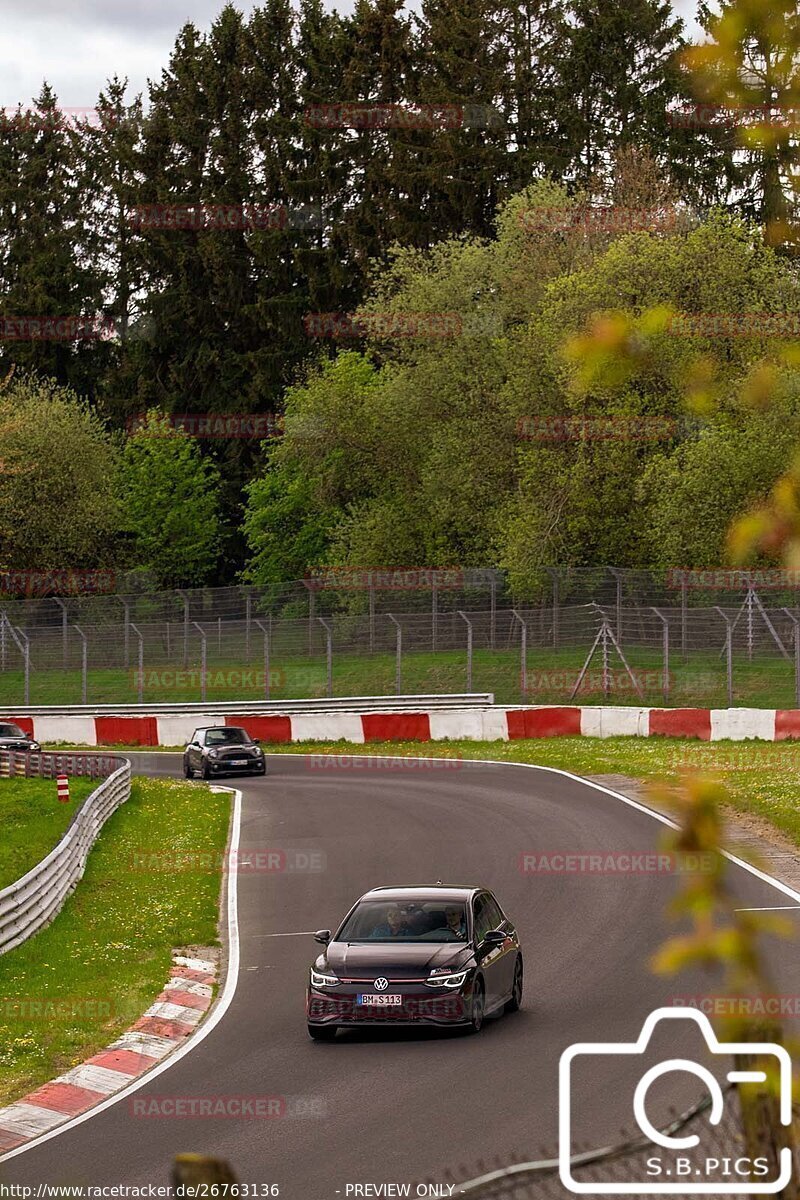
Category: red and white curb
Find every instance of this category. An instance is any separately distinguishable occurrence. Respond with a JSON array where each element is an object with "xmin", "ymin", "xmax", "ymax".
[
  {"xmin": 4, "ymin": 705, "xmax": 800, "ymax": 746},
  {"xmin": 0, "ymin": 954, "xmax": 217, "ymax": 1153}
]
